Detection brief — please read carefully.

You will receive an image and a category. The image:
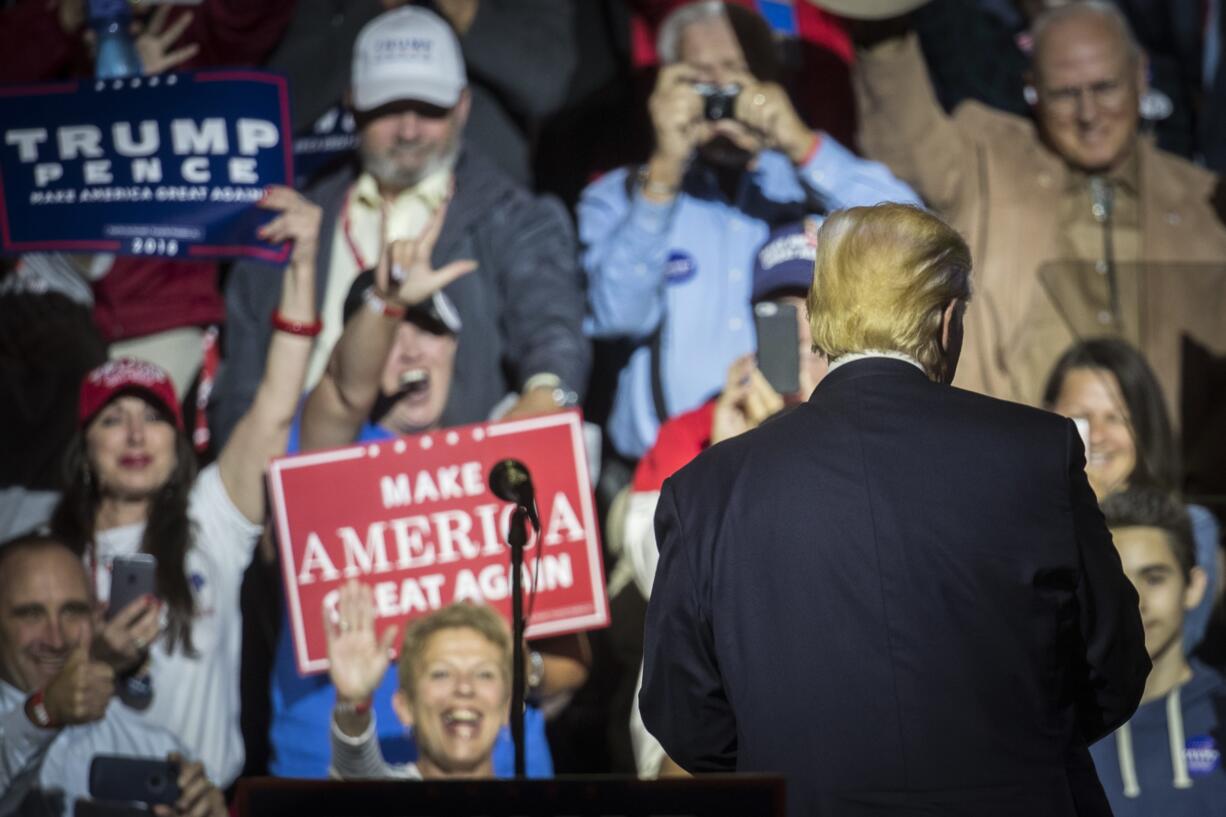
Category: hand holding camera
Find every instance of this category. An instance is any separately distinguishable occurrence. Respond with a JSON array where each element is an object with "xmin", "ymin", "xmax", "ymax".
[
  {"xmin": 646, "ymin": 64, "xmax": 713, "ymax": 192},
  {"xmin": 722, "ymin": 70, "xmax": 817, "ymax": 165},
  {"xmin": 648, "ymin": 60, "xmax": 818, "ymax": 178}
]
